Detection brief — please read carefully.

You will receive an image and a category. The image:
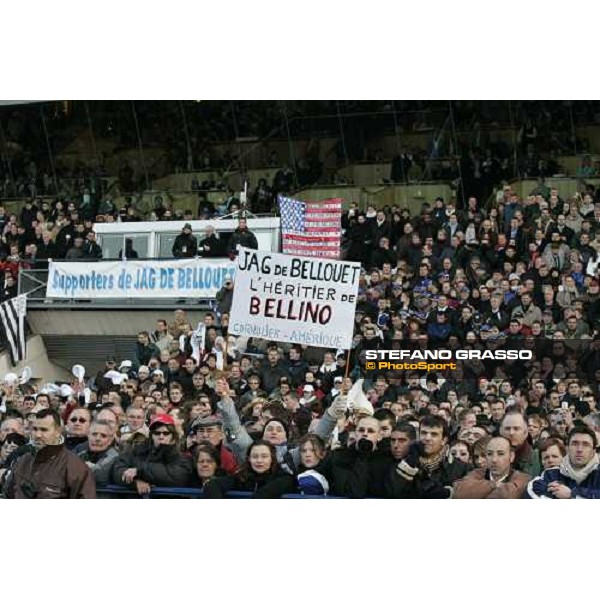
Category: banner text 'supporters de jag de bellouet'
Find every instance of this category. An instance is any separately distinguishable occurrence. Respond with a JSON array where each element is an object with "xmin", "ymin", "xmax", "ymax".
[
  {"xmin": 46, "ymin": 259, "xmax": 236, "ymax": 299},
  {"xmin": 228, "ymin": 248, "xmax": 361, "ymax": 349}
]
